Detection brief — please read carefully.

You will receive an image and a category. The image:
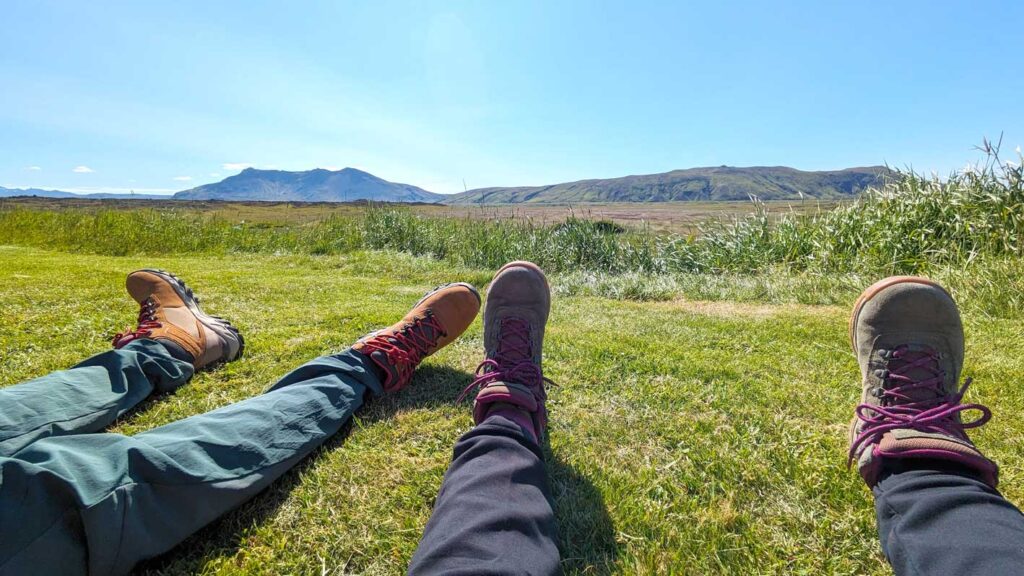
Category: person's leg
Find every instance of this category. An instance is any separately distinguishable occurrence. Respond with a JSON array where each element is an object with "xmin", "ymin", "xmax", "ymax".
[
  {"xmin": 0, "ymin": 268, "xmax": 244, "ymax": 575},
  {"xmin": 0, "ymin": 339, "xmax": 193, "ymax": 457},
  {"xmin": 0, "ymin": 349, "xmax": 378, "ymax": 576},
  {"xmin": 873, "ymin": 460, "xmax": 1024, "ymax": 576},
  {"xmin": 845, "ymin": 277, "xmax": 1024, "ymax": 576},
  {"xmin": 408, "ymin": 415, "xmax": 559, "ymax": 576},
  {"xmin": 0, "ymin": 280, "xmax": 480, "ymax": 576},
  {"xmin": 0, "ymin": 268, "xmax": 244, "ymax": 459},
  {"xmin": 410, "ymin": 261, "xmax": 561, "ymax": 576}
]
